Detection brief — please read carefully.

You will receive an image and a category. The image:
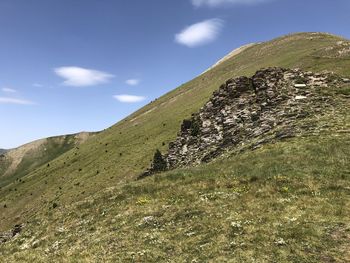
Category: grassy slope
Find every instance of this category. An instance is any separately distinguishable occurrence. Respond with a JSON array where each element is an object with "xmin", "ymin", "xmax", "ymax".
[
  {"xmin": 0, "ymin": 32, "xmax": 350, "ymax": 261},
  {"xmin": 1, "ymin": 135, "xmax": 349, "ymax": 262},
  {"xmin": 0, "ymin": 133, "xmax": 94, "ymax": 189}
]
